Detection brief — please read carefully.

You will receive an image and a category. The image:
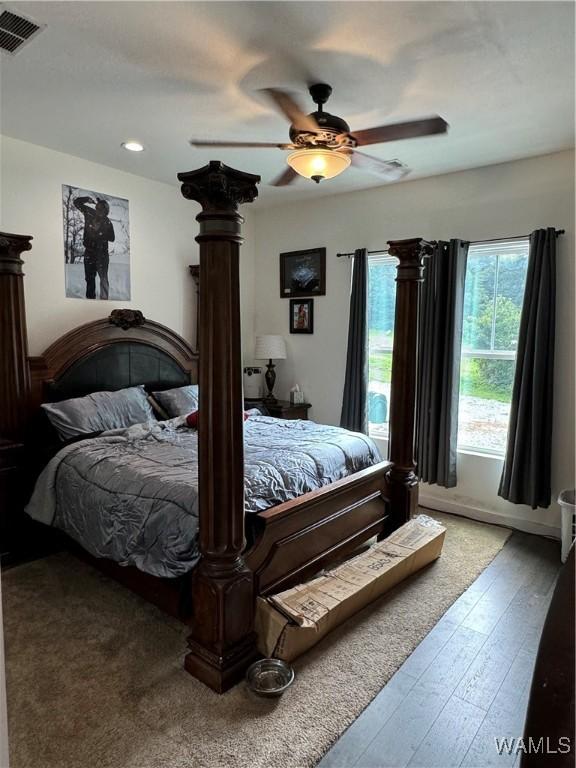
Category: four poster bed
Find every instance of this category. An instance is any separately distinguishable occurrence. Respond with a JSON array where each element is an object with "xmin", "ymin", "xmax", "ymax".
[{"xmin": 0, "ymin": 161, "xmax": 433, "ymax": 693}]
